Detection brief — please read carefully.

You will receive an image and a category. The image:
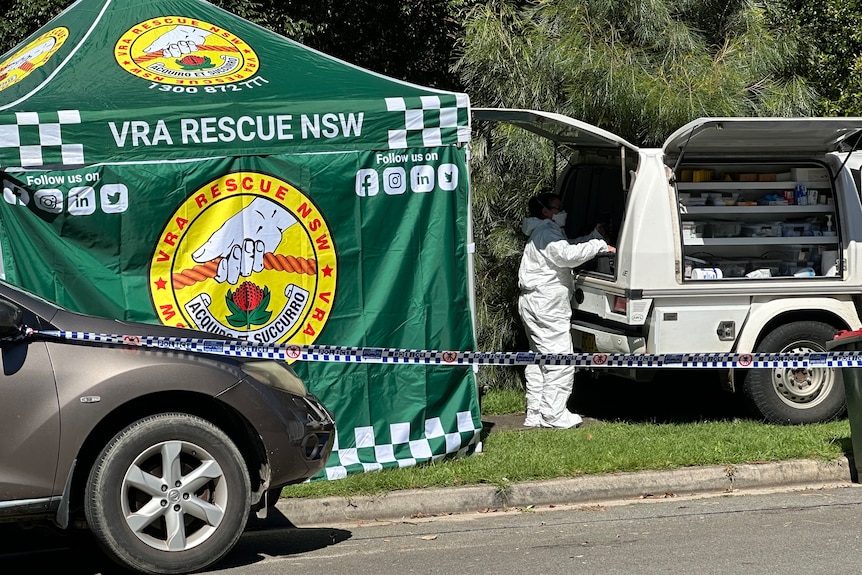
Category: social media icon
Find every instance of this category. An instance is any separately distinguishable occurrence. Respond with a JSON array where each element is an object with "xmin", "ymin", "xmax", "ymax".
[
  {"xmin": 410, "ymin": 165, "xmax": 435, "ymax": 193},
  {"xmin": 68, "ymin": 186, "xmax": 96, "ymax": 216},
  {"xmin": 3, "ymin": 180, "xmax": 29, "ymax": 206},
  {"xmin": 438, "ymin": 164, "xmax": 458, "ymax": 191},
  {"xmin": 383, "ymin": 167, "xmax": 406, "ymax": 195},
  {"xmin": 34, "ymin": 189, "xmax": 63, "ymax": 213},
  {"xmin": 100, "ymin": 184, "xmax": 128, "ymax": 214},
  {"xmin": 355, "ymin": 169, "xmax": 379, "ymax": 197}
]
